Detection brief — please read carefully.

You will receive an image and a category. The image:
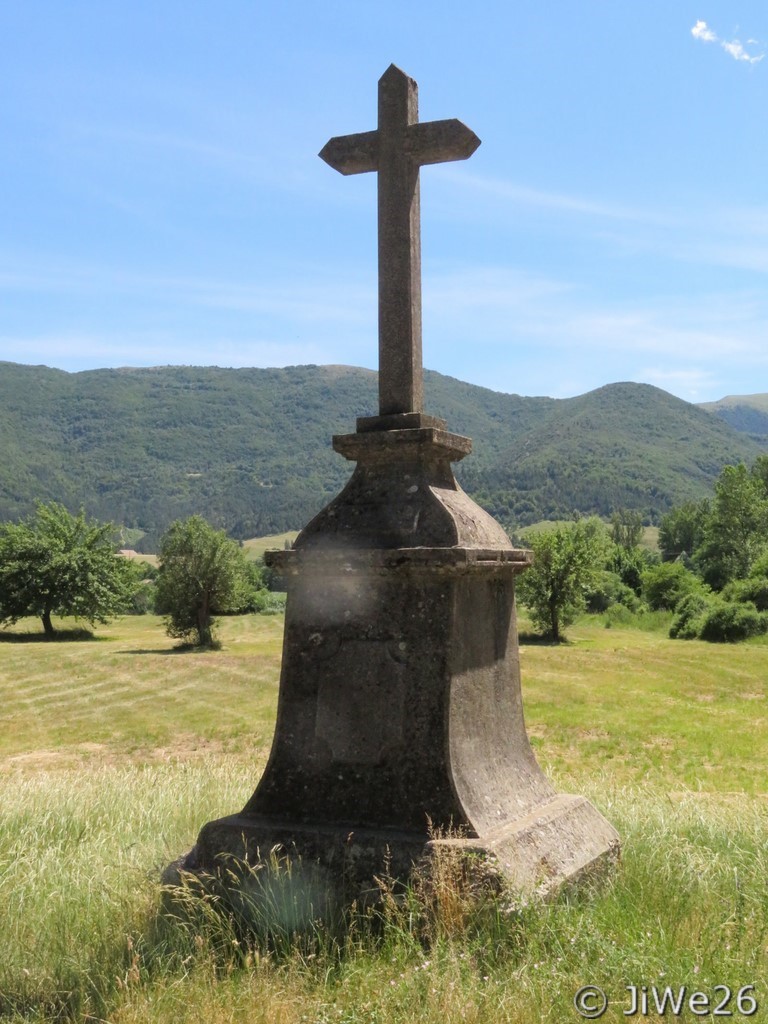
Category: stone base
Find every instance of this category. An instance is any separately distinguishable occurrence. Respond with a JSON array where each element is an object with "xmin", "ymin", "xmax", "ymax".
[
  {"xmin": 165, "ymin": 794, "xmax": 619, "ymax": 920},
  {"xmin": 164, "ymin": 424, "xmax": 620, "ymax": 925},
  {"xmin": 427, "ymin": 794, "xmax": 620, "ymax": 899}
]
